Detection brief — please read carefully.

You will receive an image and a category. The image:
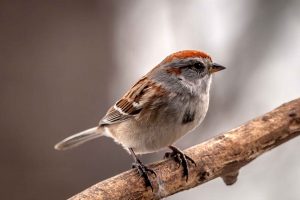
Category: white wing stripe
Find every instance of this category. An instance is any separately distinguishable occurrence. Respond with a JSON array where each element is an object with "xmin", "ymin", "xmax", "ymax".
[{"xmin": 113, "ymin": 104, "xmax": 129, "ymax": 115}]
